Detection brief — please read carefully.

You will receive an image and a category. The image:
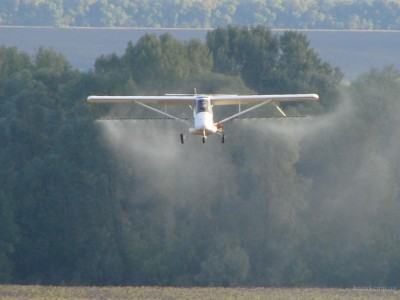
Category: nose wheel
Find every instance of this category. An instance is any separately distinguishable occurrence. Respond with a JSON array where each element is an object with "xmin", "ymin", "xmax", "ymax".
[{"xmin": 217, "ymin": 123, "xmax": 225, "ymax": 144}]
